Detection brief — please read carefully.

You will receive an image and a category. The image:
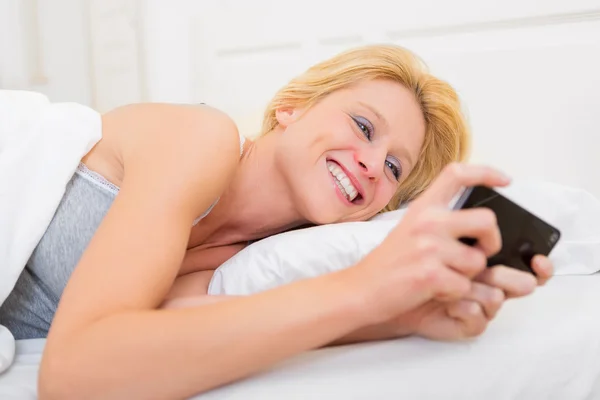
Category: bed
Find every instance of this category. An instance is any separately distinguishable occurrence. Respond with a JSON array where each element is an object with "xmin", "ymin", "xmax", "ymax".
[
  {"xmin": 199, "ymin": 276, "xmax": 600, "ymax": 399},
  {"xmin": 1, "ymin": 275, "xmax": 599, "ymax": 399},
  {"xmin": 2, "ymin": 0, "xmax": 600, "ymax": 398}
]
